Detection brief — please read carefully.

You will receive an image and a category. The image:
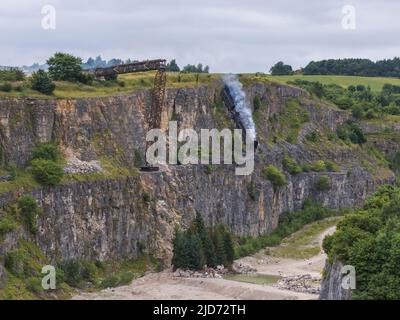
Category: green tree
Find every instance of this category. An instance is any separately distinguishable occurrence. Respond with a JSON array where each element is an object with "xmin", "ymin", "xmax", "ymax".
[
  {"xmin": 337, "ymin": 121, "xmax": 366, "ymax": 144},
  {"xmin": 314, "ymin": 176, "xmax": 331, "ymax": 191},
  {"xmin": 192, "ymin": 213, "xmax": 217, "ymax": 267},
  {"xmin": 166, "ymin": 59, "xmax": 180, "ymax": 72},
  {"xmin": 172, "ymin": 231, "xmax": 189, "ymax": 270},
  {"xmin": 47, "ymin": 52, "xmax": 83, "ymax": 82},
  {"xmin": 213, "ymin": 227, "xmax": 228, "ymax": 266},
  {"xmin": 223, "ymin": 228, "xmax": 235, "ymax": 265},
  {"xmin": 30, "ymin": 70, "xmax": 55, "ymax": 95},
  {"xmin": 31, "ymin": 159, "xmax": 64, "ymax": 186},
  {"xmin": 187, "ymin": 234, "xmax": 205, "ymax": 270},
  {"xmin": 270, "ymin": 61, "xmax": 294, "ymax": 75}
]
